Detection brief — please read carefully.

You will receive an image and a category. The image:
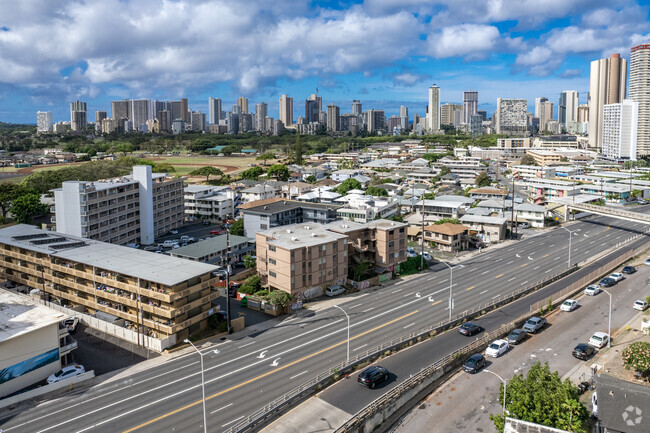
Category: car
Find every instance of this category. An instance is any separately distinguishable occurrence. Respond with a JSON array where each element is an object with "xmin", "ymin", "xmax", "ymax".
[
  {"xmin": 458, "ymin": 322, "xmax": 481, "ymax": 336},
  {"xmin": 584, "ymin": 284, "xmax": 601, "ymax": 296},
  {"xmin": 357, "ymin": 366, "xmax": 389, "ymax": 388},
  {"xmin": 210, "ymin": 230, "xmax": 223, "ymax": 235},
  {"xmin": 645, "ymin": 258, "xmax": 650, "ymax": 266},
  {"xmin": 633, "ymin": 300, "xmax": 649, "ymax": 311},
  {"xmin": 621, "ymin": 266, "xmax": 636, "ymax": 275},
  {"xmin": 325, "ymin": 285, "xmax": 345, "ymax": 297},
  {"xmin": 572, "ymin": 343, "xmax": 596, "ymax": 360},
  {"xmin": 462, "ymin": 353, "xmax": 486, "ymax": 373},
  {"xmin": 588, "ymin": 332, "xmax": 610, "ymax": 348},
  {"xmin": 507, "ymin": 328, "xmax": 527, "ymax": 345},
  {"xmin": 169, "ymin": 229, "xmax": 179, "ymax": 235},
  {"xmin": 609, "ymin": 272, "xmax": 625, "ymax": 282},
  {"xmin": 422, "ymin": 252, "xmax": 432, "ymax": 261},
  {"xmin": 518, "ymin": 223, "xmax": 530, "ymax": 229},
  {"xmin": 599, "ymin": 277, "xmax": 616, "ymax": 287},
  {"xmin": 180, "ymin": 235, "xmax": 195, "ymax": 243},
  {"xmin": 485, "ymin": 339, "xmax": 509, "ymax": 358},
  {"xmin": 63, "ymin": 317, "xmax": 79, "ymax": 333},
  {"xmin": 406, "ymin": 247, "xmax": 417, "ymax": 258},
  {"xmin": 47, "ymin": 365, "xmax": 85, "ymax": 384},
  {"xmin": 523, "ymin": 316, "xmax": 546, "ymax": 333},
  {"xmin": 560, "ymin": 299, "xmax": 578, "ymax": 312}
]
